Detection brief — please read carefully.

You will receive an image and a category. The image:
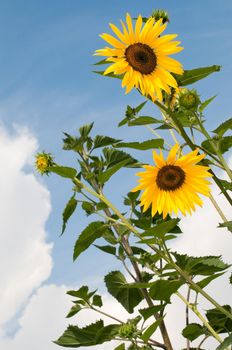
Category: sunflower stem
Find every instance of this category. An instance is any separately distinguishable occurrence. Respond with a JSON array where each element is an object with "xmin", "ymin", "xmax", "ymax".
[
  {"xmin": 209, "ymin": 193, "xmax": 228, "ymax": 223},
  {"xmin": 176, "ymin": 291, "xmax": 223, "ymax": 344},
  {"xmin": 72, "ymin": 176, "xmax": 232, "ymax": 323}
]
